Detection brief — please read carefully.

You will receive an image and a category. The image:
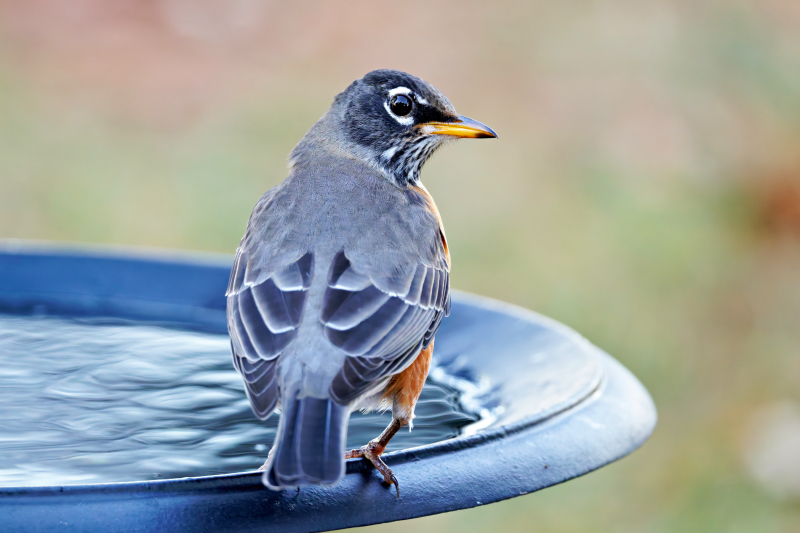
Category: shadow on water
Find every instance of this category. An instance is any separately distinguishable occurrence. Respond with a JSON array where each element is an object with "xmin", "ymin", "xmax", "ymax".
[{"xmin": 0, "ymin": 315, "xmax": 481, "ymax": 486}]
